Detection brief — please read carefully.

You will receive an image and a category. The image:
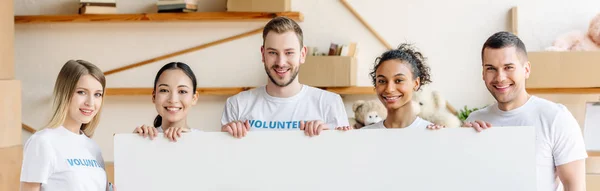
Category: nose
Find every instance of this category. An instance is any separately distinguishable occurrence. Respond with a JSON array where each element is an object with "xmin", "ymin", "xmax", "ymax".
[
  {"xmin": 168, "ymin": 91, "xmax": 178, "ymax": 104},
  {"xmin": 385, "ymin": 82, "xmax": 396, "ymax": 94},
  {"xmin": 495, "ymin": 70, "xmax": 507, "ymax": 83},
  {"xmin": 85, "ymin": 94, "xmax": 94, "ymax": 106},
  {"xmin": 275, "ymin": 54, "xmax": 286, "ymax": 67}
]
